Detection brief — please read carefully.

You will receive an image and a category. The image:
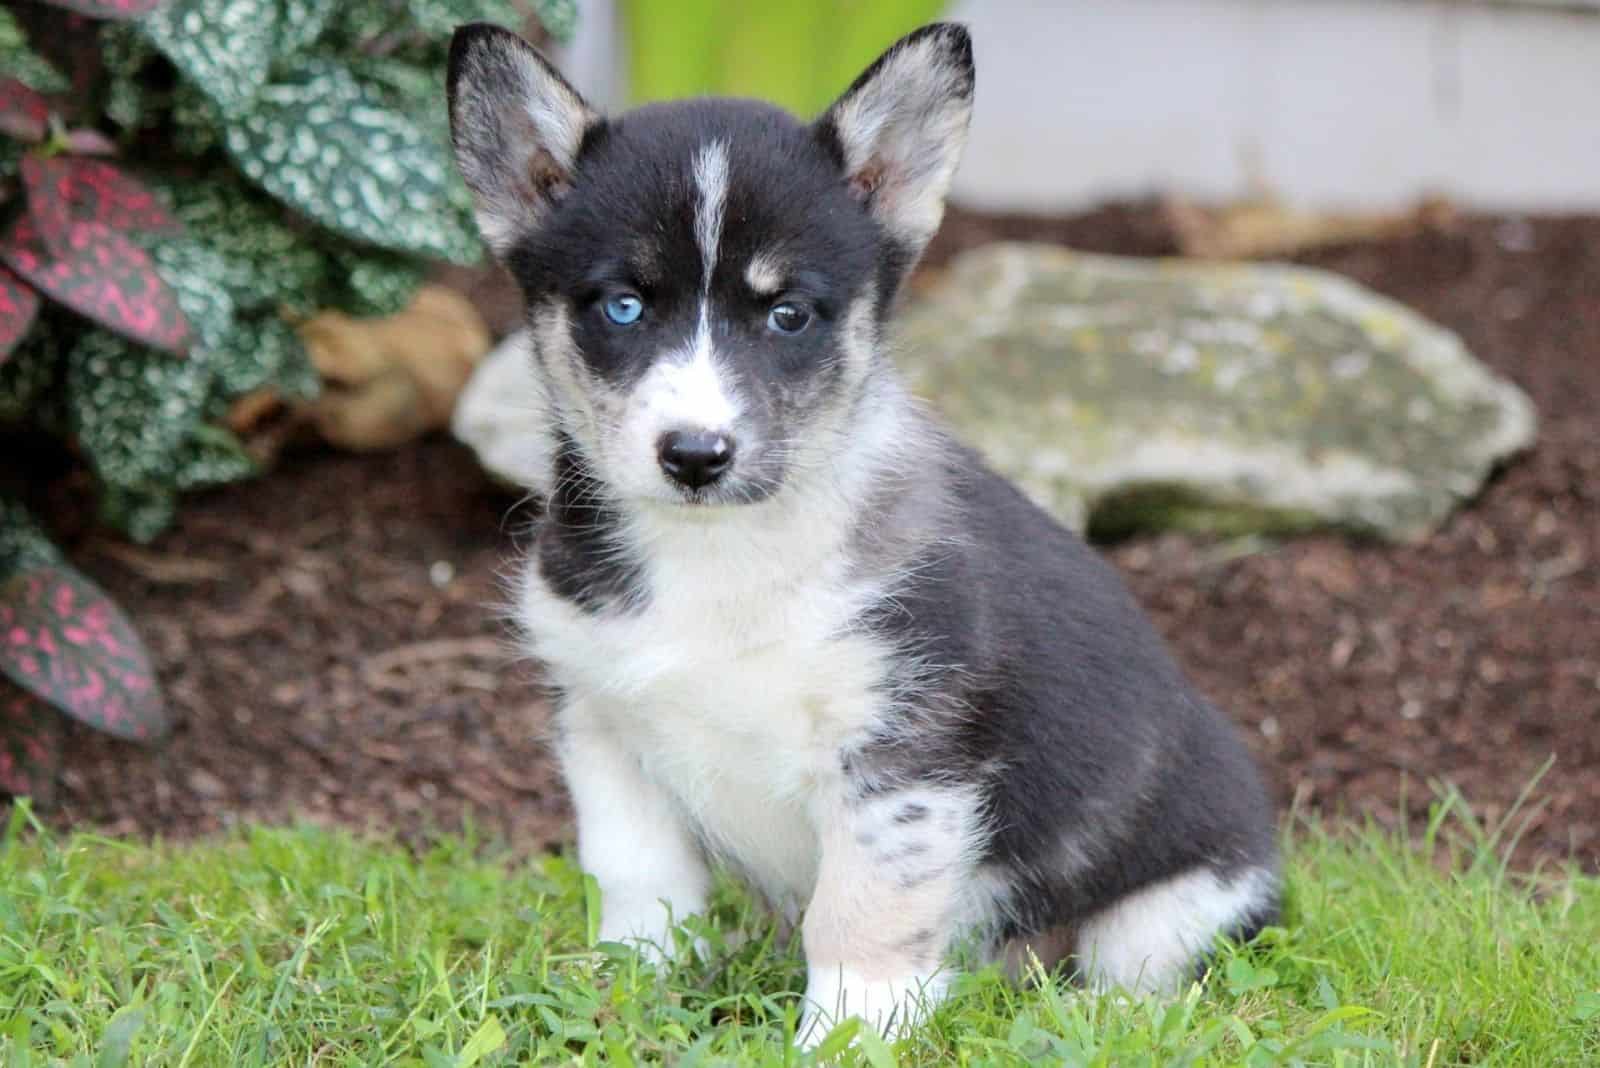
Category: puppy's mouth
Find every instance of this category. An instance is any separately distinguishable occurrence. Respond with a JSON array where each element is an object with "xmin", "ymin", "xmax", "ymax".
[{"xmin": 665, "ymin": 476, "xmax": 780, "ymax": 508}]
